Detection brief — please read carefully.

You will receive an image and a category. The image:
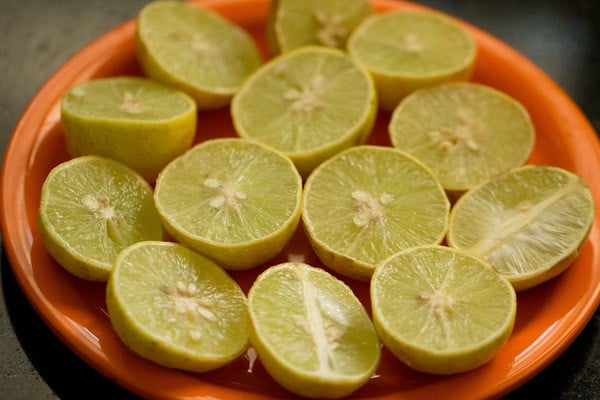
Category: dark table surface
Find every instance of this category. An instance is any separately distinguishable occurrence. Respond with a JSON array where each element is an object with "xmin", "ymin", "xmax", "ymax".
[{"xmin": 1, "ymin": 1, "xmax": 599, "ymax": 399}]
